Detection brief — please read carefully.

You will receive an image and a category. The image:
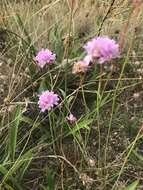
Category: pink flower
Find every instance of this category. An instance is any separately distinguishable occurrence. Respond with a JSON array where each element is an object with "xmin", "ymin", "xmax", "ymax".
[
  {"xmin": 66, "ymin": 113, "xmax": 77, "ymax": 124},
  {"xmin": 84, "ymin": 36, "xmax": 119, "ymax": 64},
  {"xmin": 34, "ymin": 48, "xmax": 56, "ymax": 68},
  {"xmin": 83, "ymin": 55, "xmax": 93, "ymax": 65},
  {"xmin": 38, "ymin": 90, "xmax": 59, "ymax": 112},
  {"xmin": 72, "ymin": 60, "xmax": 89, "ymax": 74}
]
